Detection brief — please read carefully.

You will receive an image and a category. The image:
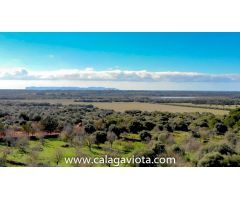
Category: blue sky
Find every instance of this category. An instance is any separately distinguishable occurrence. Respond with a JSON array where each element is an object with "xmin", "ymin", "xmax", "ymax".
[{"xmin": 0, "ymin": 32, "xmax": 240, "ymax": 90}]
